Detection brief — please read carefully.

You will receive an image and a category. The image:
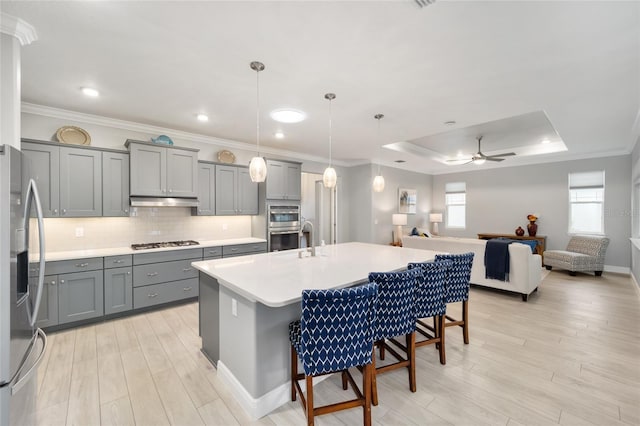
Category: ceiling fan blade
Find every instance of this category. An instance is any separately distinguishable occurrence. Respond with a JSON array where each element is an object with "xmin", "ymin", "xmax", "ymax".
[
  {"xmin": 485, "ymin": 157, "xmax": 505, "ymax": 162},
  {"xmin": 446, "ymin": 158, "xmax": 472, "ymax": 163},
  {"xmin": 490, "ymin": 152, "xmax": 516, "ymax": 157}
]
